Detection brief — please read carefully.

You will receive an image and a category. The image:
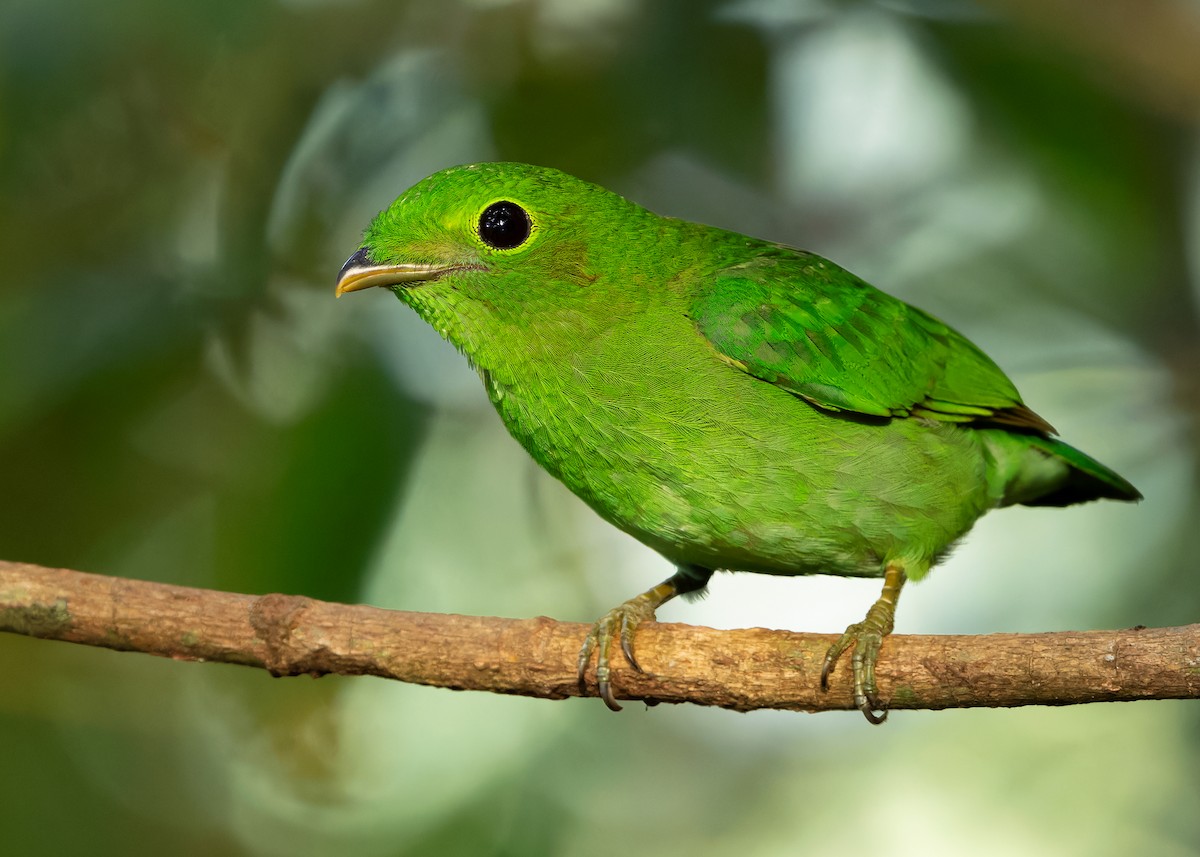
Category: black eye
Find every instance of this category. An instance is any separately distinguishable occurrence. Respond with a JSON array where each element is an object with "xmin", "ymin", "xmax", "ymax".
[{"xmin": 478, "ymin": 201, "xmax": 531, "ymax": 250}]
